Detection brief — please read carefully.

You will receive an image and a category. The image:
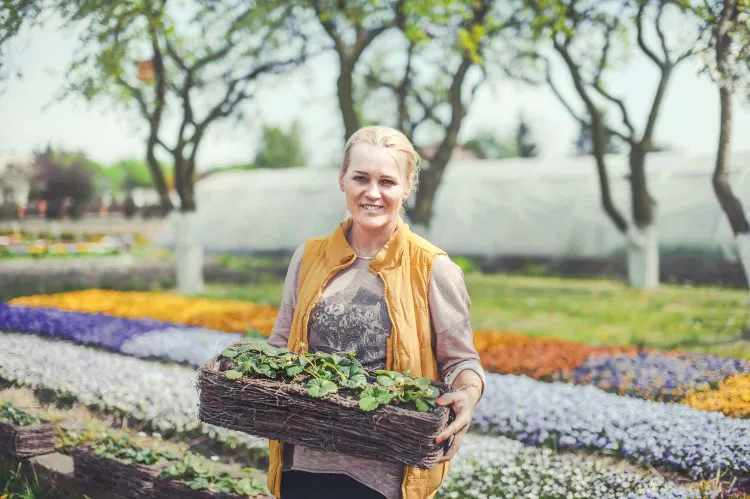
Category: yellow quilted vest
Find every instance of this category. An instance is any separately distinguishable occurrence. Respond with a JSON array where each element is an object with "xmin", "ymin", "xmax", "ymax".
[{"xmin": 267, "ymin": 216, "xmax": 450, "ymax": 499}]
